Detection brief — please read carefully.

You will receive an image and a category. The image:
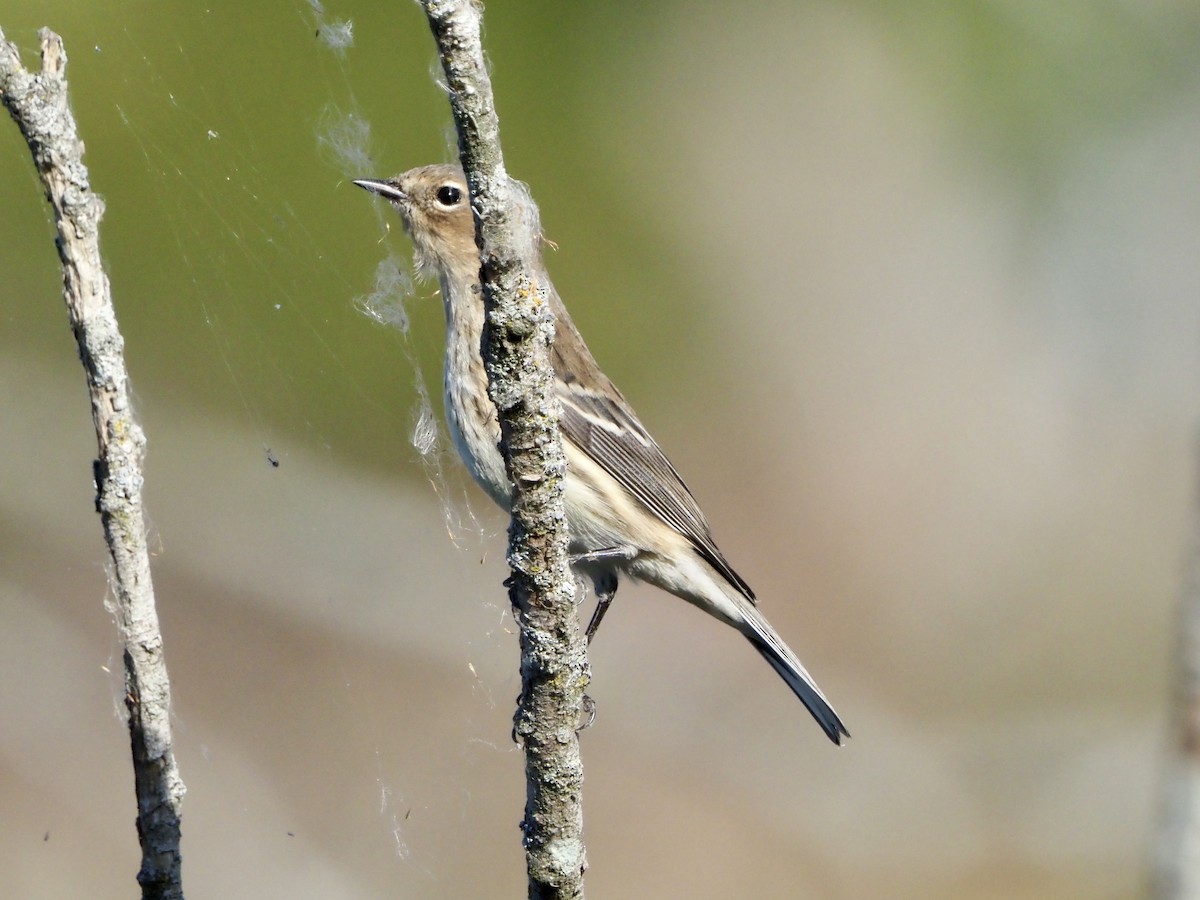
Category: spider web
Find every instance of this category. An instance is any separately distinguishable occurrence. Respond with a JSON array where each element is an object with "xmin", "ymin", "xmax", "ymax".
[{"xmin": 71, "ymin": 0, "xmax": 514, "ymax": 886}]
